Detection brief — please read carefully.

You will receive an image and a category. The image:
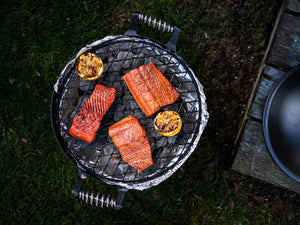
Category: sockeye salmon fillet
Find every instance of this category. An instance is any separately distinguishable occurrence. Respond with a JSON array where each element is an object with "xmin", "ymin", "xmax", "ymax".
[
  {"xmin": 123, "ymin": 62, "xmax": 180, "ymax": 117},
  {"xmin": 108, "ymin": 115, "xmax": 153, "ymax": 173},
  {"xmin": 69, "ymin": 83, "xmax": 116, "ymax": 144}
]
